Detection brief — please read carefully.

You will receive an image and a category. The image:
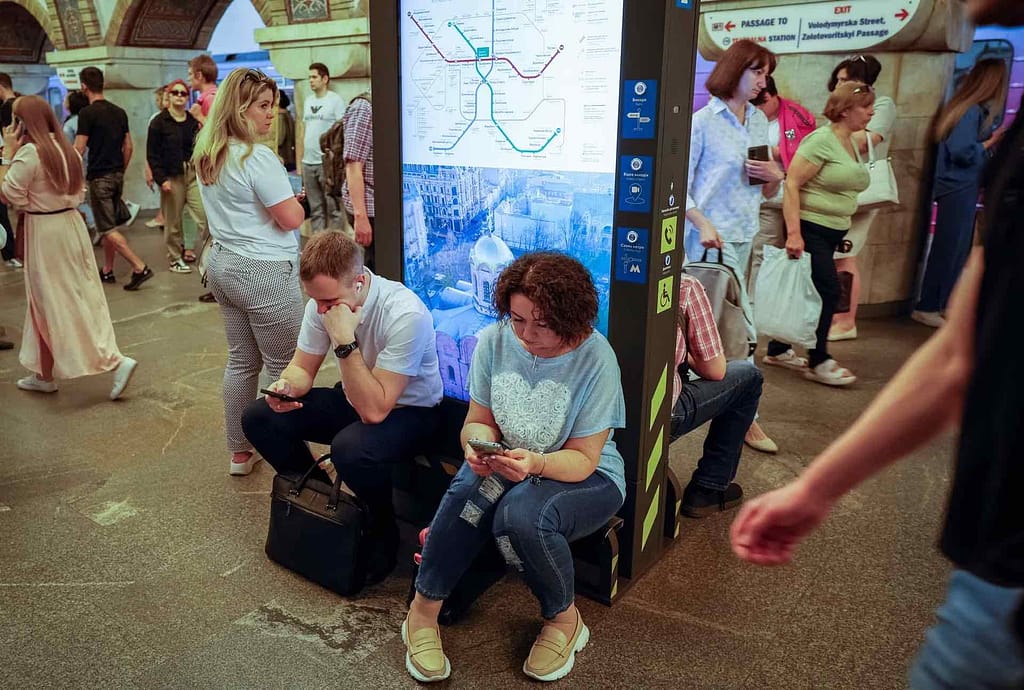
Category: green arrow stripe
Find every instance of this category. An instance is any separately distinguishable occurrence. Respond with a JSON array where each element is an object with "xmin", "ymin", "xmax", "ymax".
[
  {"xmin": 645, "ymin": 426, "xmax": 663, "ymax": 492},
  {"xmin": 650, "ymin": 364, "xmax": 667, "ymax": 430},
  {"xmin": 641, "ymin": 486, "xmax": 661, "ymax": 551}
]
